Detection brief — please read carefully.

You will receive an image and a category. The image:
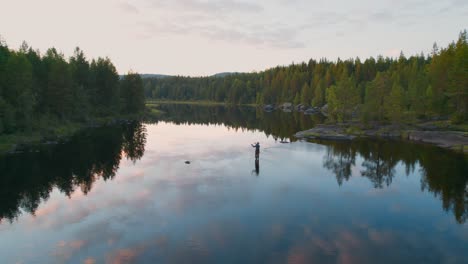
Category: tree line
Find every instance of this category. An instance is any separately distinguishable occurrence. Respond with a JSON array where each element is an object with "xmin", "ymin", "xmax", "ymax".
[
  {"xmin": 144, "ymin": 31, "xmax": 467, "ymax": 124},
  {"xmin": 150, "ymin": 104, "xmax": 324, "ymax": 141},
  {"xmin": 0, "ymin": 39, "xmax": 145, "ymax": 135}
]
